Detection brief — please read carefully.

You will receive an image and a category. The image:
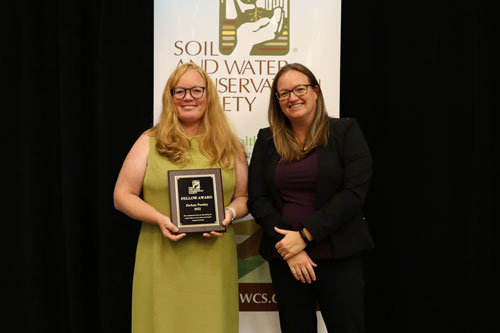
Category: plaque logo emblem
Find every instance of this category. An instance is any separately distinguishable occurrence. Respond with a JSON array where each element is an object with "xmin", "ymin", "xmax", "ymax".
[
  {"xmin": 219, "ymin": 0, "xmax": 290, "ymax": 56},
  {"xmin": 188, "ymin": 180, "xmax": 204, "ymax": 195}
]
